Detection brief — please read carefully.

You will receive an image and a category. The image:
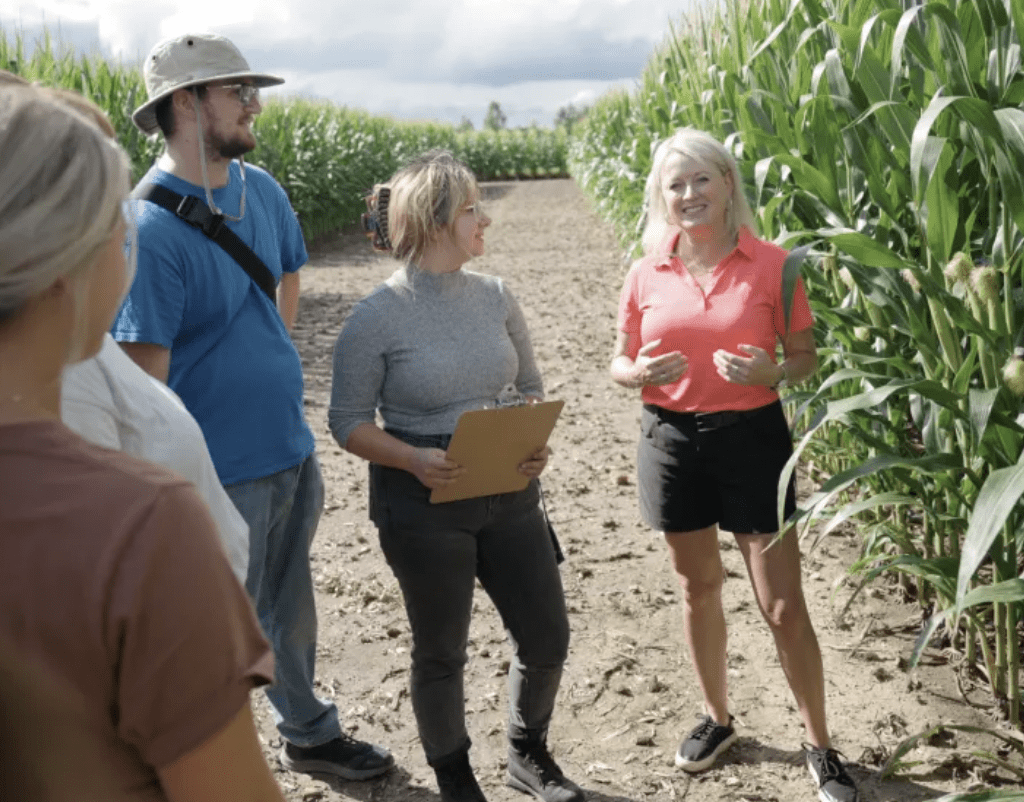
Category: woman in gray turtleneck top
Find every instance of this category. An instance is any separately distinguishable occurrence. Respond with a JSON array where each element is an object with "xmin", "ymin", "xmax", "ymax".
[{"xmin": 328, "ymin": 151, "xmax": 582, "ymax": 802}]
